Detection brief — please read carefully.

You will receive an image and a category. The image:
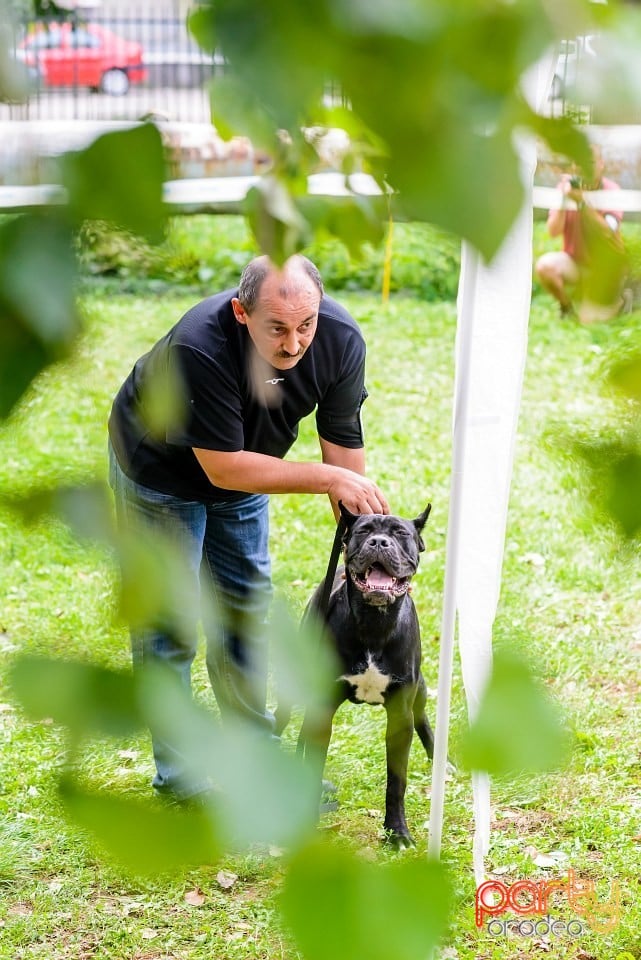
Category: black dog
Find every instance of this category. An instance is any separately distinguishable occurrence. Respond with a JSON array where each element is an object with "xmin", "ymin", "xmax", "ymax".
[{"xmin": 292, "ymin": 502, "xmax": 436, "ymax": 848}]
